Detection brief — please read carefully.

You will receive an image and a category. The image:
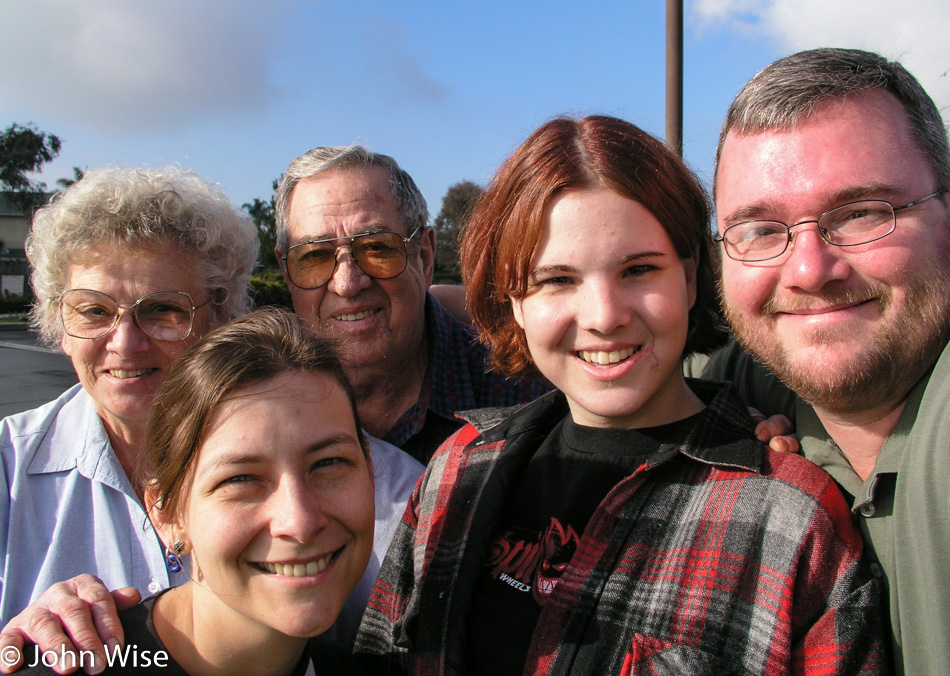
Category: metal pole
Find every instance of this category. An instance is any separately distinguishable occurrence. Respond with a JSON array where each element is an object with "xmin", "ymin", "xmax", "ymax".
[{"xmin": 665, "ymin": 0, "xmax": 683, "ymax": 157}]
